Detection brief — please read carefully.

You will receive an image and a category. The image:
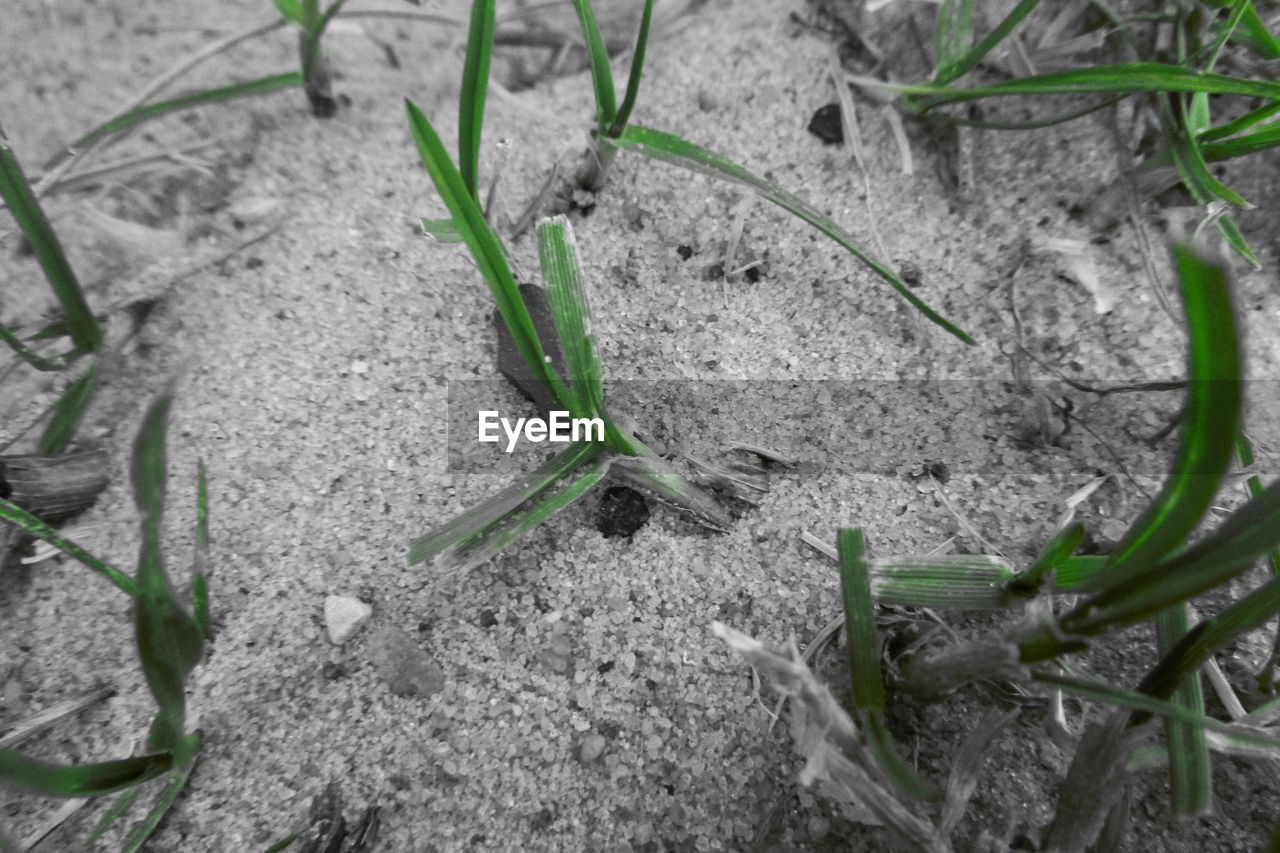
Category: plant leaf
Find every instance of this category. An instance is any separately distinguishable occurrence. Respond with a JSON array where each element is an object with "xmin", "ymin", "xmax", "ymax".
[
  {"xmin": 610, "ymin": 0, "xmax": 654, "ymax": 136},
  {"xmin": 1076, "ymin": 246, "xmax": 1240, "ymax": 597},
  {"xmin": 537, "ymin": 216, "xmax": 603, "ymax": 420},
  {"xmin": 405, "ymin": 99, "xmax": 575, "ymax": 411},
  {"xmin": 408, "ymin": 441, "xmax": 605, "ymax": 570},
  {"xmin": 459, "ymin": 0, "xmax": 495, "ymax": 201},
  {"xmin": 132, "ymin": 392, "xmax": 204, "ymax": 752},
  {"xmin": 0, "ymin": 748, "xmax": 172, "ymax": 798},
  {"xmin": 118, "ymin": 731, "xmax": 201, "ymax": 852},
  {"xmin": 193, "ymin": 460, "xmax": 211, "ymax": 641},
  {"xmin": 39, "ymin": 361, "xmax": 99, "ymax": 454},
  {"xmin": 0, "ymin": 131, "xmax": 102, "ymax": 354},
  {"xmin": 274, "ymin": 0, "xmax": 304, "ymax": 24},
  {"xmin": 934, "ymin": 0, "xmax": 975, "ymax": 81},
  {"xmin": 569, "ymin": 0, "xmax": 617, "ymax": 134},
  {"xmin": 45, "ymin": 72, "xmax": 304, "ymax": 171},
  {"xmin": 1155, "ymin": 605, "xmax": 1212, "ymax": 815},
  {"xmin": 934, "ymin": 0, "xmax": 1041, "ymax": 87},
  {"xmin": 609, "ymin": 125, "xmax": 975, "ymax": 344},
  {"xmin": 0, "ymin": 497, "xmax": 136, "ymax": 595},
  {"xmin": 838, "ymin": 529, "xmax": 943, "ymax": 802}
]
